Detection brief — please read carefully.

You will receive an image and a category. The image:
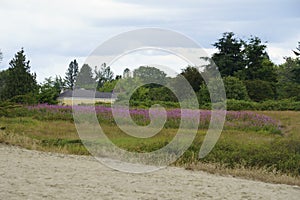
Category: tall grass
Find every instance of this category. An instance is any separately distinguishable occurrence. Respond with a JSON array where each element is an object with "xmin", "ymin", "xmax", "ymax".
[{"xmin": 1, "ymin": 104, "xmax": 300, "ymax": 185}]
